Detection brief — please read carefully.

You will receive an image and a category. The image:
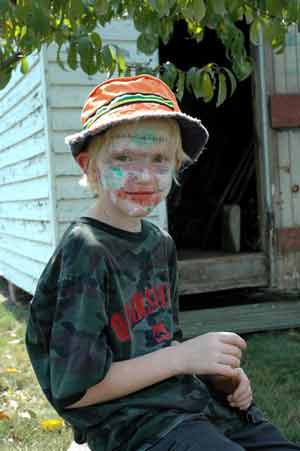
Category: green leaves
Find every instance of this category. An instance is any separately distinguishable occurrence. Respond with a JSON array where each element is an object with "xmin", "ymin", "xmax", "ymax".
[
  {"xmin": 137, "ymin": 33, "xmax": 158, "ymax": 55},
  {"xmin": 0, "ymin": 0, "xmax": 298, "ymax": 110},
  {"xmin": 183, "ymin": 0, "xmax": 206, "ymax": 22},
  {"xmin": 163, "ymin": 62, "xmax": 237, "ymax": 106},
  {"xmin": 67, "ymin": 43, "xmax": 78, "ymax": 70},
  {"xmin": 209, "ymin": 0, "xmax": 226, "ymax": 16},
  {"xmin": 250, "ymin": 17, "xmax": 263, "ymax": 46},
  {"xmin": 216, "ymin": 72, "xmax": 226, "ymax": 107},
  {"xmin": 0, "ymin": 69, "xmax": 11, "ymax": 89},
  {"xmin": 20, "ymin": 57, "xmax": 29, "ymax": 74},
  {"xmin": 161, "ymin": 61, "xmax": 177, "ymax": 89}
]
